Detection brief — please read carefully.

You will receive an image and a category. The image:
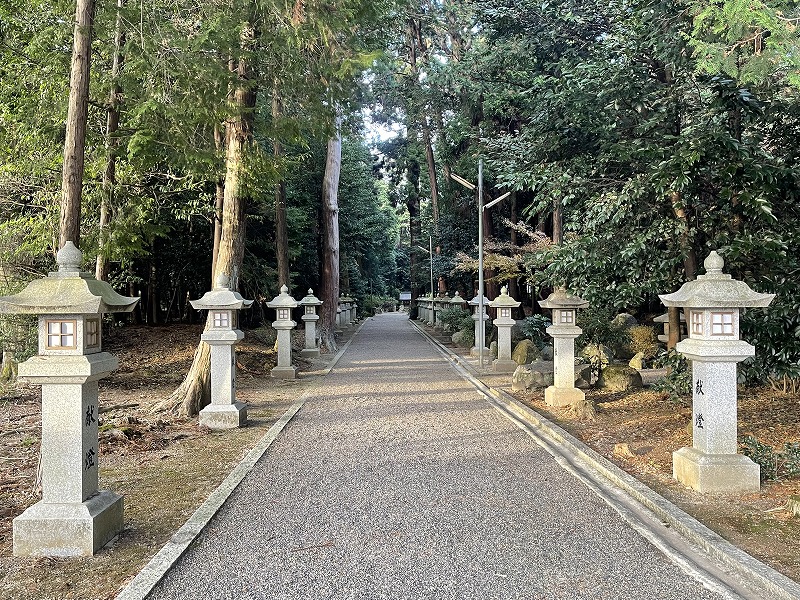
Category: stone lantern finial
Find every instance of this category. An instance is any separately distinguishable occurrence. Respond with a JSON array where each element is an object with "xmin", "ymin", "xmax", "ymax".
[
  {"xmin": 704, "ymin": 251, "xmax": 725, "ymax": 276},
  {"xmin": 214, "ymin": 273, "xmax": 230, "ymax": 290},
  {"xmin": 57, "ymin": 241, "xmax": 83, "ymax": 274}
]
